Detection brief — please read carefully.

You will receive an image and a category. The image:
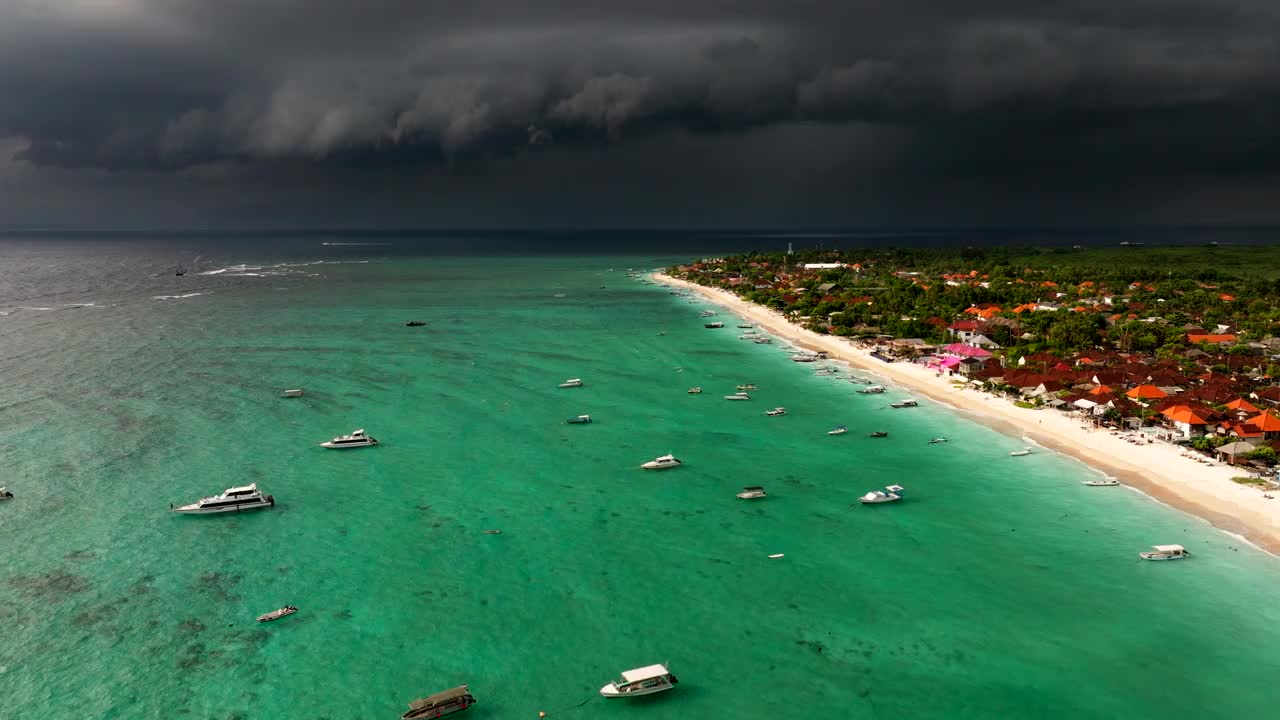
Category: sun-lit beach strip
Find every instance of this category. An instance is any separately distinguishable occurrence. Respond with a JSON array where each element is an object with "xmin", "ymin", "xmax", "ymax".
[{"xmin": 658, "ymin": 272, "xmax": 1280, "ymax": 554}]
